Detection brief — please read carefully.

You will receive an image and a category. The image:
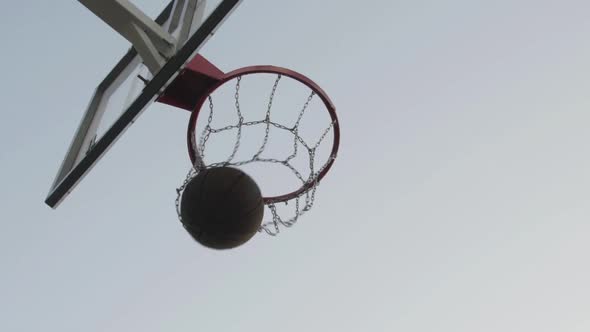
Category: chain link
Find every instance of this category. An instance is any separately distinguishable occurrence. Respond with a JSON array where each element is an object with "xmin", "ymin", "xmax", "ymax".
[
  {"xmin": 177, "ymin": 74, "xmax": 335, "ymax": 236},
  {"xmin": 252, "ymin": 74, "xmax": 281, "ymax": 161},
  {"xmin": 175, "ymin": 167, "xmax": 197, "ymax": 222},
  {"xmin": 225, "ymin": 77, "xmax": 244, "ymax": 165}
]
